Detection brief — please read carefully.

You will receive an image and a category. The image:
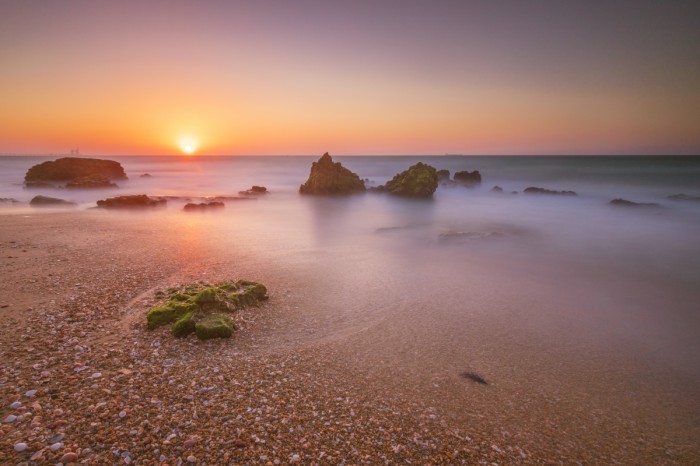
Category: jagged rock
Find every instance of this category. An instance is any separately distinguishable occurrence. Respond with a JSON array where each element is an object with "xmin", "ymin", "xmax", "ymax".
[
  {"xmin": 96, "ymin": 195, "xmax": 166, "ymax": 208},
  {"xmin": 491, "ymin": 186, "xmax": 504, "ymax": 193},
  {"xmin": 183, "ymin": 201, "xmax": 225, "ymax": 211},
  {"xmin": 609, "ymin": 198, "xmax": 661, "ymax": 208},
  {"xmin": 24, "ymin": 157, "xmax": 127, "ymax": 187},
  {"xmin": 436, "ymin": 169, "xmax": 450, "ymax": 182},
  {"xmin": 66, "ymin": 174, "xmax": 118, "ymax": 189},
  {"xmin": 29, "ymin": 195, "xmax": 76, "ymax": 207},
  {"xmin": 379, "ymin": 162, "xmax": 438, "ymax": 197},
  {"xmin": 147, "ymin": 280, "xmax": 268, "ymax": 339},
  {"xmin": 524, "ymin": 187, "xmax": 577, "ymax": 196},
  {"xmin": 299, "ymin": 153, "xmax": 365, "ymax": 195},
  {"xmin": 454, "ymin": 170, "xmax": 481, "ymax": 185},
  {"xmin": 239, "ymin": 186, "xmax": 268, "ymax": 195}
]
